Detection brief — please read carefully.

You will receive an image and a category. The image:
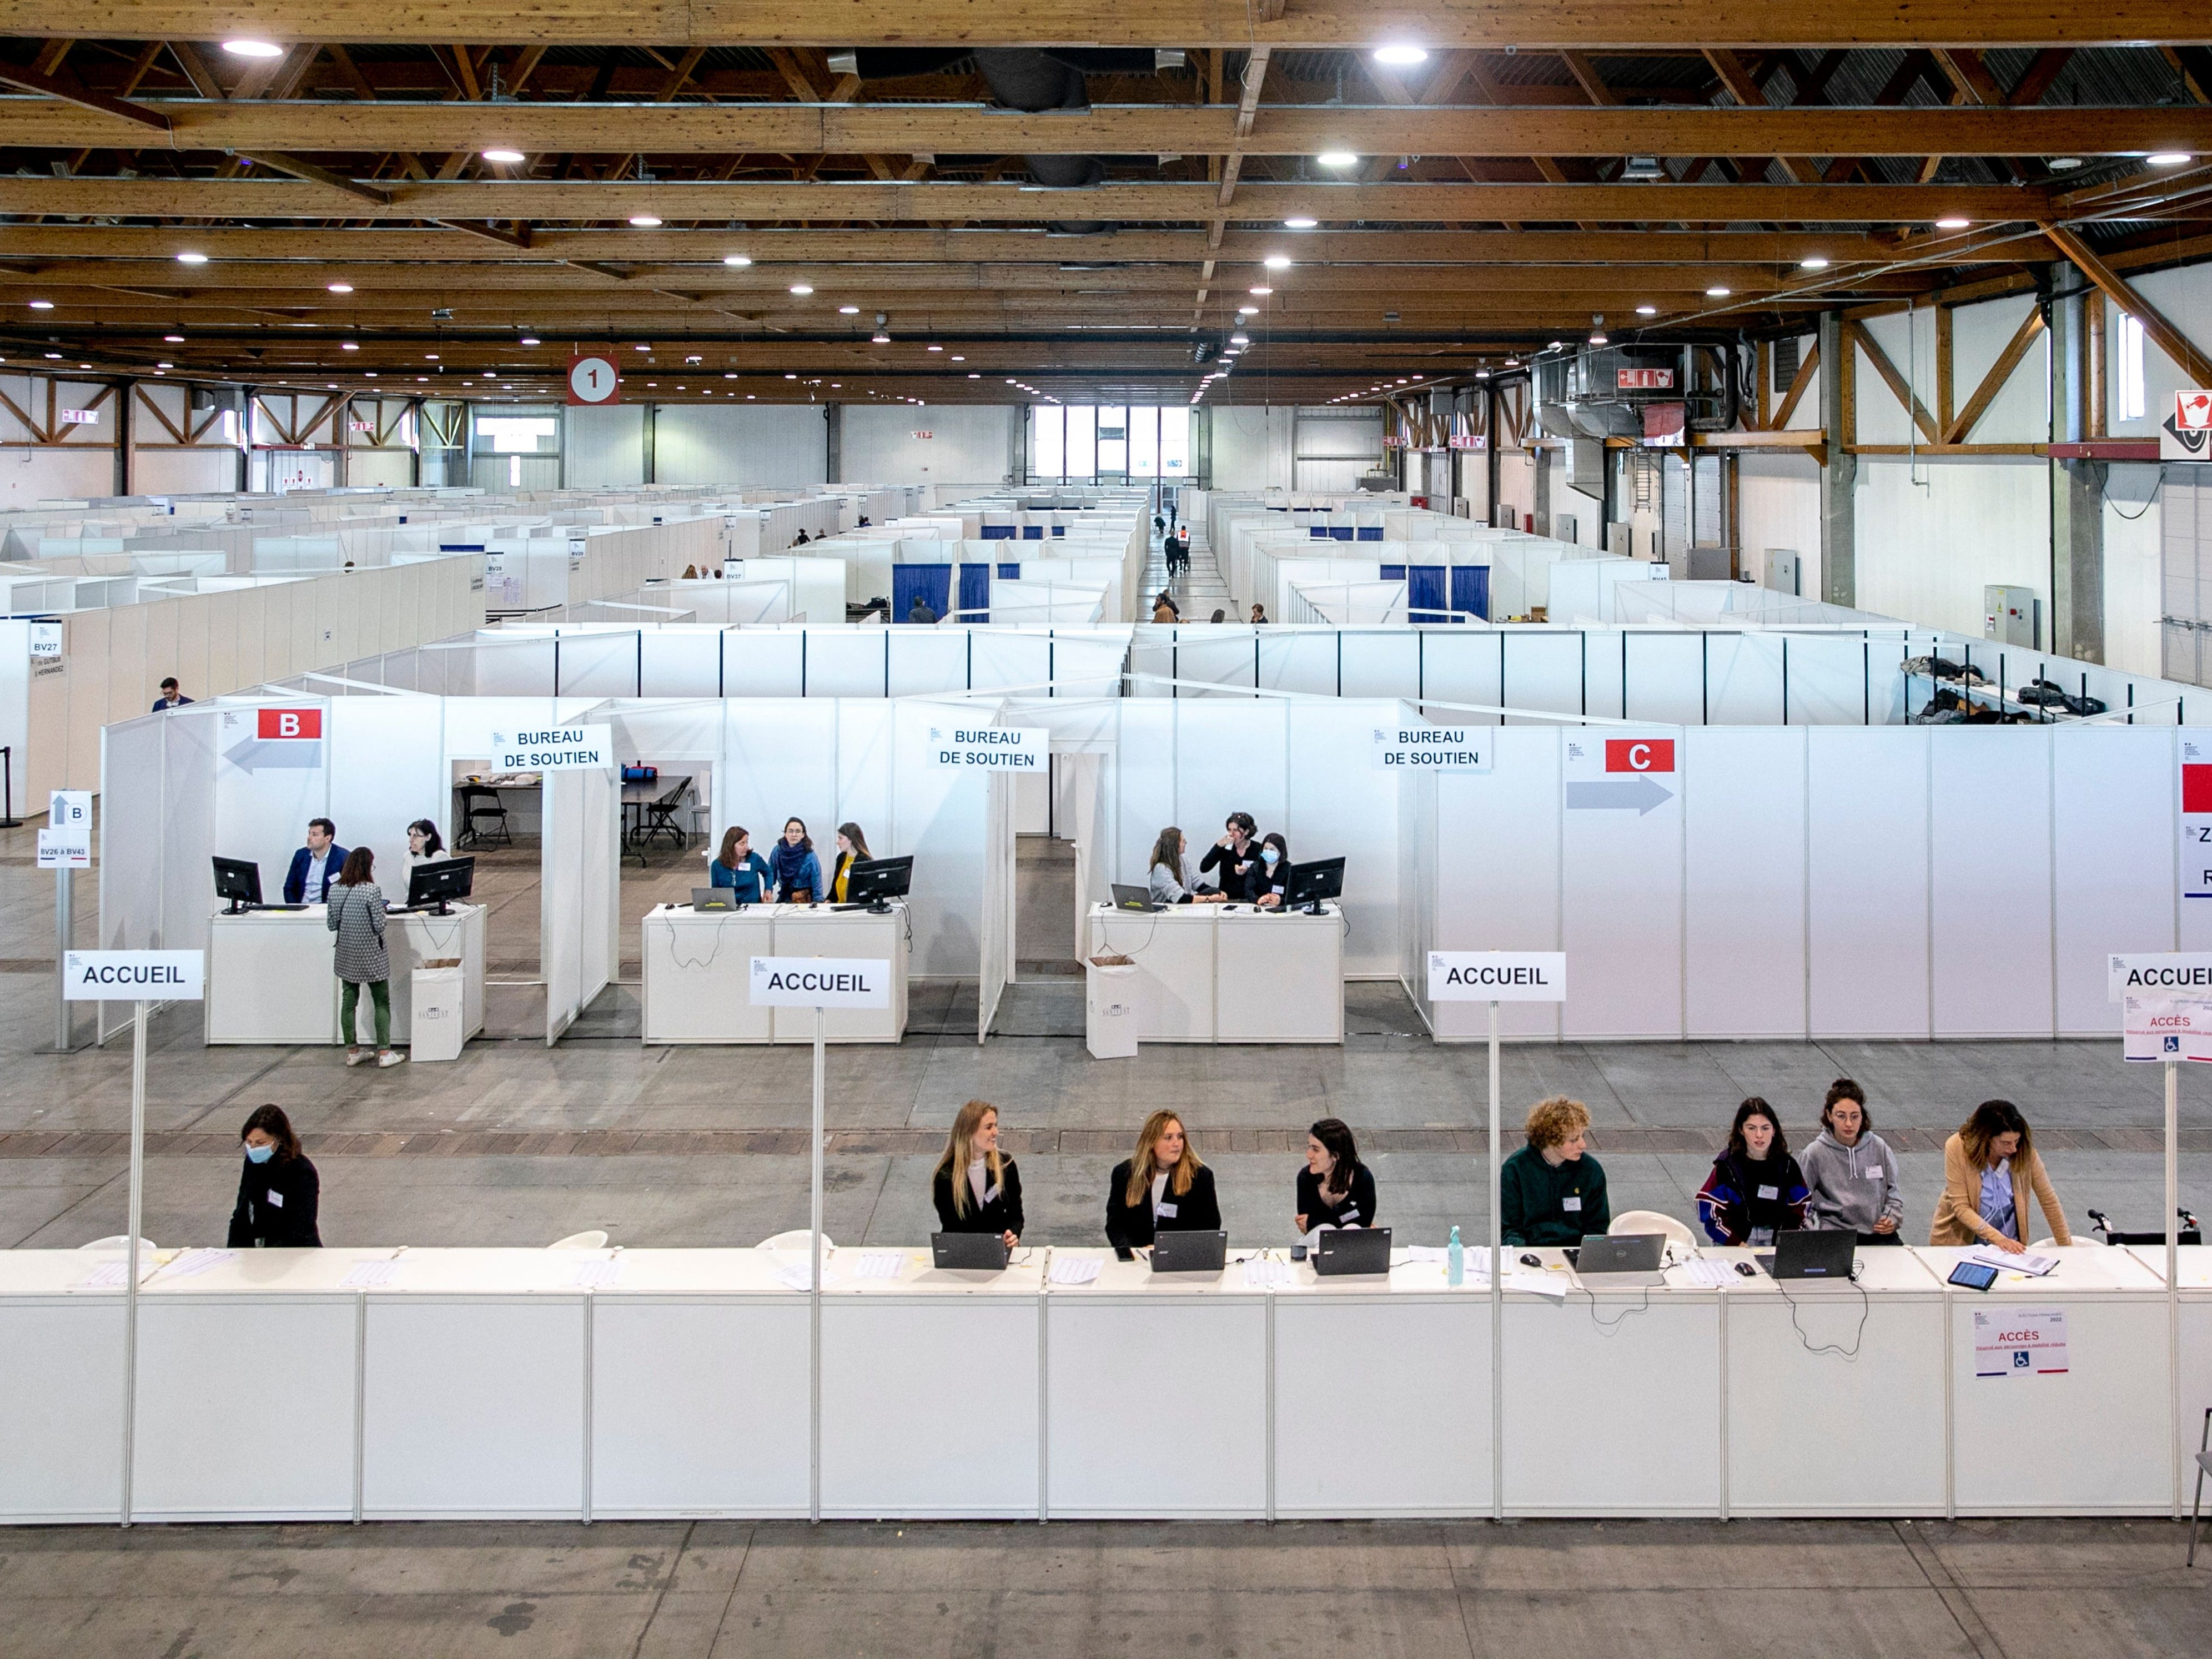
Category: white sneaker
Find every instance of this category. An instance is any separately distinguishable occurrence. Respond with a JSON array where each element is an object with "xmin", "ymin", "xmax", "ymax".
[
  {"xmin": 376, "ymin": 1050, "xmax": 407, "ymax": 1068},
  {"xmin": 344, "ymin": 1049, "xmax": 368, "ymax": 1067}
]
